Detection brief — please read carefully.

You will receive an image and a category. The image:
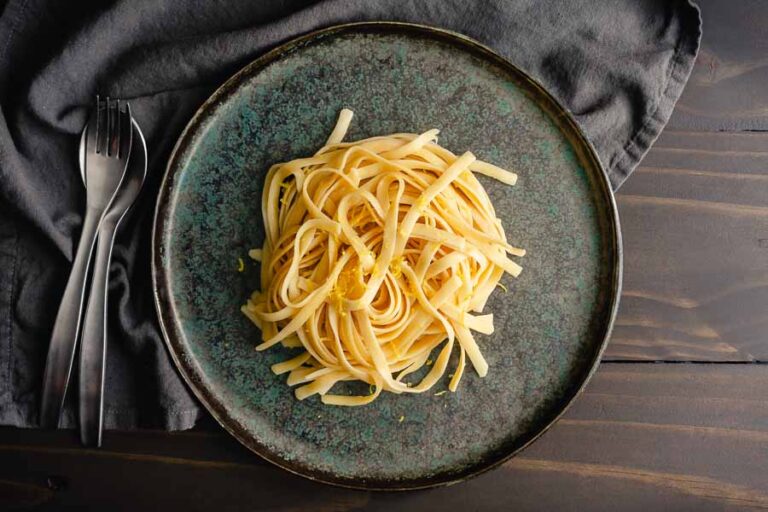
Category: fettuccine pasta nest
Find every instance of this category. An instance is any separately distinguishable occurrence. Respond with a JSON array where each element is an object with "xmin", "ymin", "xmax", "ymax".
[{"xmin": 242, "ymin": 109, "xmax": 524, "ymax": 406}]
